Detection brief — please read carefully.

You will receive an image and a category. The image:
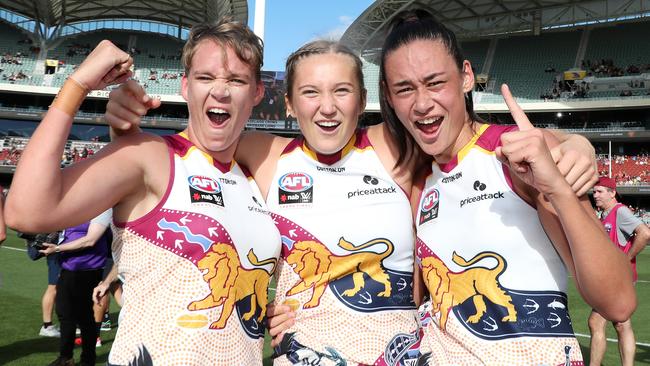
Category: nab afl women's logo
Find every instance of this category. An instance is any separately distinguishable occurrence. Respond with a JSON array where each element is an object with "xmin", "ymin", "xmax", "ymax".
[
  {"xmin": 188, "ymin": 175, "xmax": 222, "ymax": 193},
  {"xmin": 421, "ymin": 189, "xmax": 439, "ymax": 212},
  {"xmin": 279, "ymin": 172, "xmax": 313, "ymax": 192},
  {"xmin": 419, "ymin": 188, "xmax": 440, "ymax": 225},
  {"xmin": 278, "ymin": 172, "xmax": 314, "ymax": 205},
  {"xmin": 188, "ymin": 175, "xmax": 224, "ymax": 206}
]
